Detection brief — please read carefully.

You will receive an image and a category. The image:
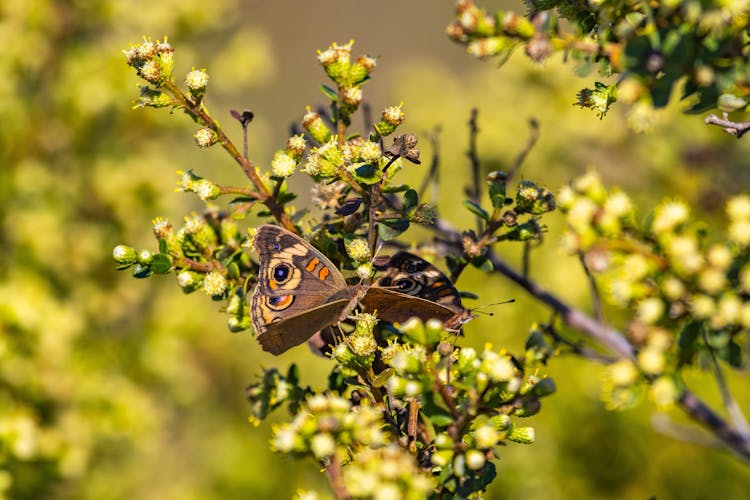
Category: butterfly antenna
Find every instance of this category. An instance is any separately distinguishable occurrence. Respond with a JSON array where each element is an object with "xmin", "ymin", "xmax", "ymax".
[{"xmin": 470, "ymin": 299, "xmax": 516, "ymax": 316}]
